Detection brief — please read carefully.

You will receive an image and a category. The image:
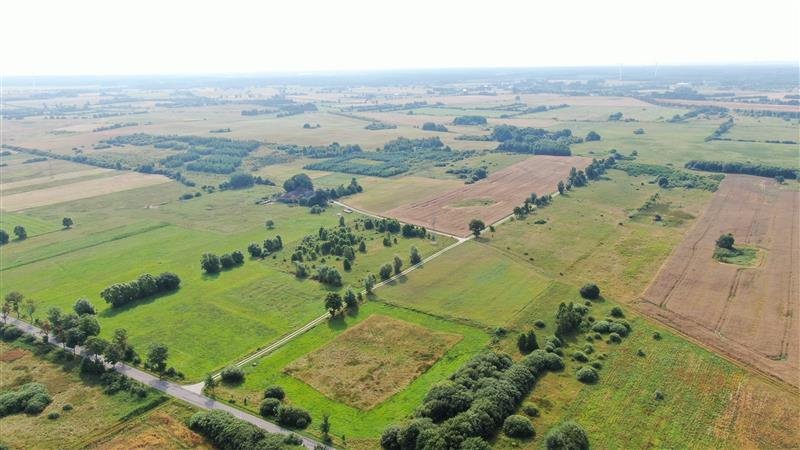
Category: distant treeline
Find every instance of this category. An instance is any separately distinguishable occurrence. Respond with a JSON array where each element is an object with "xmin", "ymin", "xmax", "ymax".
[
  {"xmin": 705, "ymin": 118, "xmax": 734, "ymax": 141},
  {"xmin": 345, "ymin": 101, "xmax": 428, "ymax": 113},
  {"xmin": 93, "ymin": 122, "xmax": 139, "ymax": 132},
  {"xmin": 421, "ymin": 122, "xmax": 448, "ymax": 132},
  {"xmin": 453, "ymin": 115, "xmax": 488, "ymax": 125},
  {"xmin": 103, "ymin": 133, "xmax": 260, "ymax": 174},
  {"xmin": 685, "ymin": 160, "xmax": 798, "ymax": 179},
  {"xmin": 277, "ymin": 143, "xmax": 362, "ymax": 159},
  {"xmin": 304, "ymin": 137, "xmax": 473, "ymax": 177},
  {"xmin": 364, "ymin": 122, "xmax": 397, "ymax": 130},
  {"xmin": 491, "ymin": 125, "xmax": 574, "ymax": 156}
]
